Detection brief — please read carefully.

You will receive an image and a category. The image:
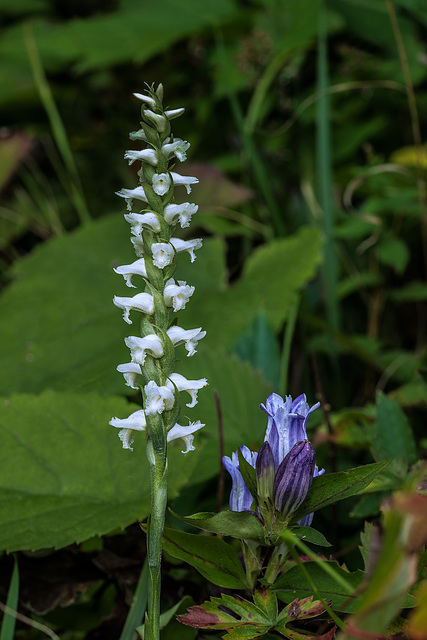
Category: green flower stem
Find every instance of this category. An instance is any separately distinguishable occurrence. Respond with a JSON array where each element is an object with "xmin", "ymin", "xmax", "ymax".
[{"xmin": 145, "ymin": 438, "xmax": 168, "ymax": 640}]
